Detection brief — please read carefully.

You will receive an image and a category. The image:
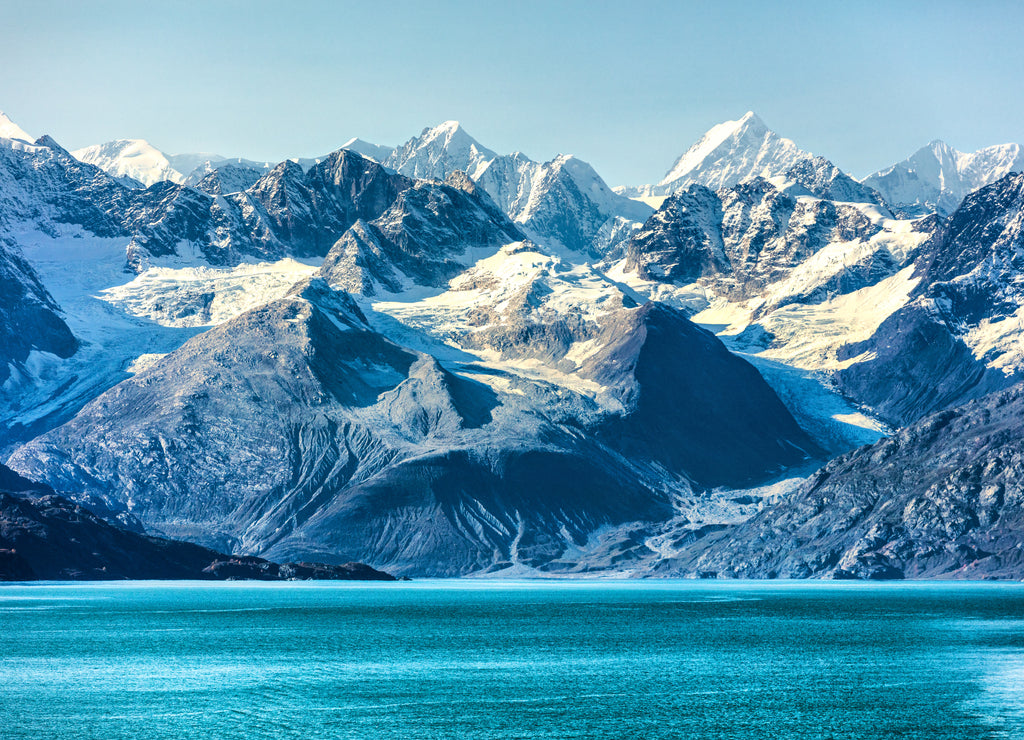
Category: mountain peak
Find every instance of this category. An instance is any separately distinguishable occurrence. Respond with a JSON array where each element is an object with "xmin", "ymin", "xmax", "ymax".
[
  {"xmin": 738, "ymin": 110, "xmax": 765, "ymax": 127},
  {"xmin": 72, "ymin": 138, "xmax": 185, "ymax": 187},
  {"xmin": 0, "ymin": 110, "xmax": 32, "ymax": 143},
  {"xmin": 340, "ymin": 137, "xmax": 394, "ymax": 163},
  {"xmin": 657, "ymin": 112, "xmax": 808, "ymax": 192},
  {"xmin": 385, "ymin": 120, "xmax": 497, "ymax": 181}
]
